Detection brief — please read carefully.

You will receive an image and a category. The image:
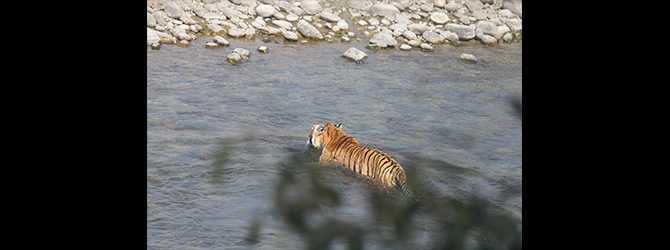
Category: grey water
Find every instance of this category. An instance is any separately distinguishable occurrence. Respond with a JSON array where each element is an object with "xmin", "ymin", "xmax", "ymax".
[{"xmin": 147, "ymin": 37, "xmax": 521, "ymax": 249}]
